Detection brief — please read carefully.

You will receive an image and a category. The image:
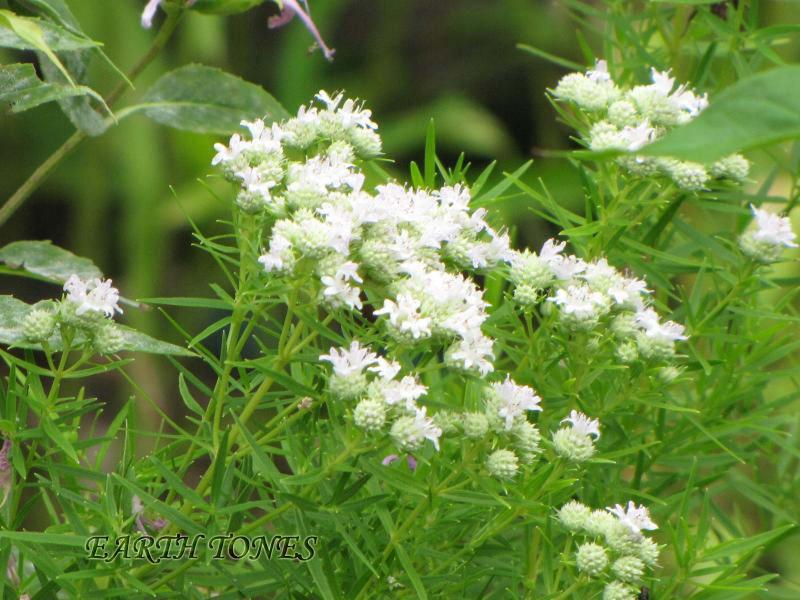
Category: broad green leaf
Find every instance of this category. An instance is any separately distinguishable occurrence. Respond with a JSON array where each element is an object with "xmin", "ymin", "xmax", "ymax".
[
  {"xmin": 0, "ymin": 63, "xmax": 99, "ymax": 113},
  {"xmin": 120, "ymin": 64, "xmax": 290, "ymax": 134},
  {"xmin": 642, "ymin": 66, "xmax": 800, "ymax": 162},
  {"xmin": 0, "ymin": 240, "xmax": 102, "ymax": 283}
]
